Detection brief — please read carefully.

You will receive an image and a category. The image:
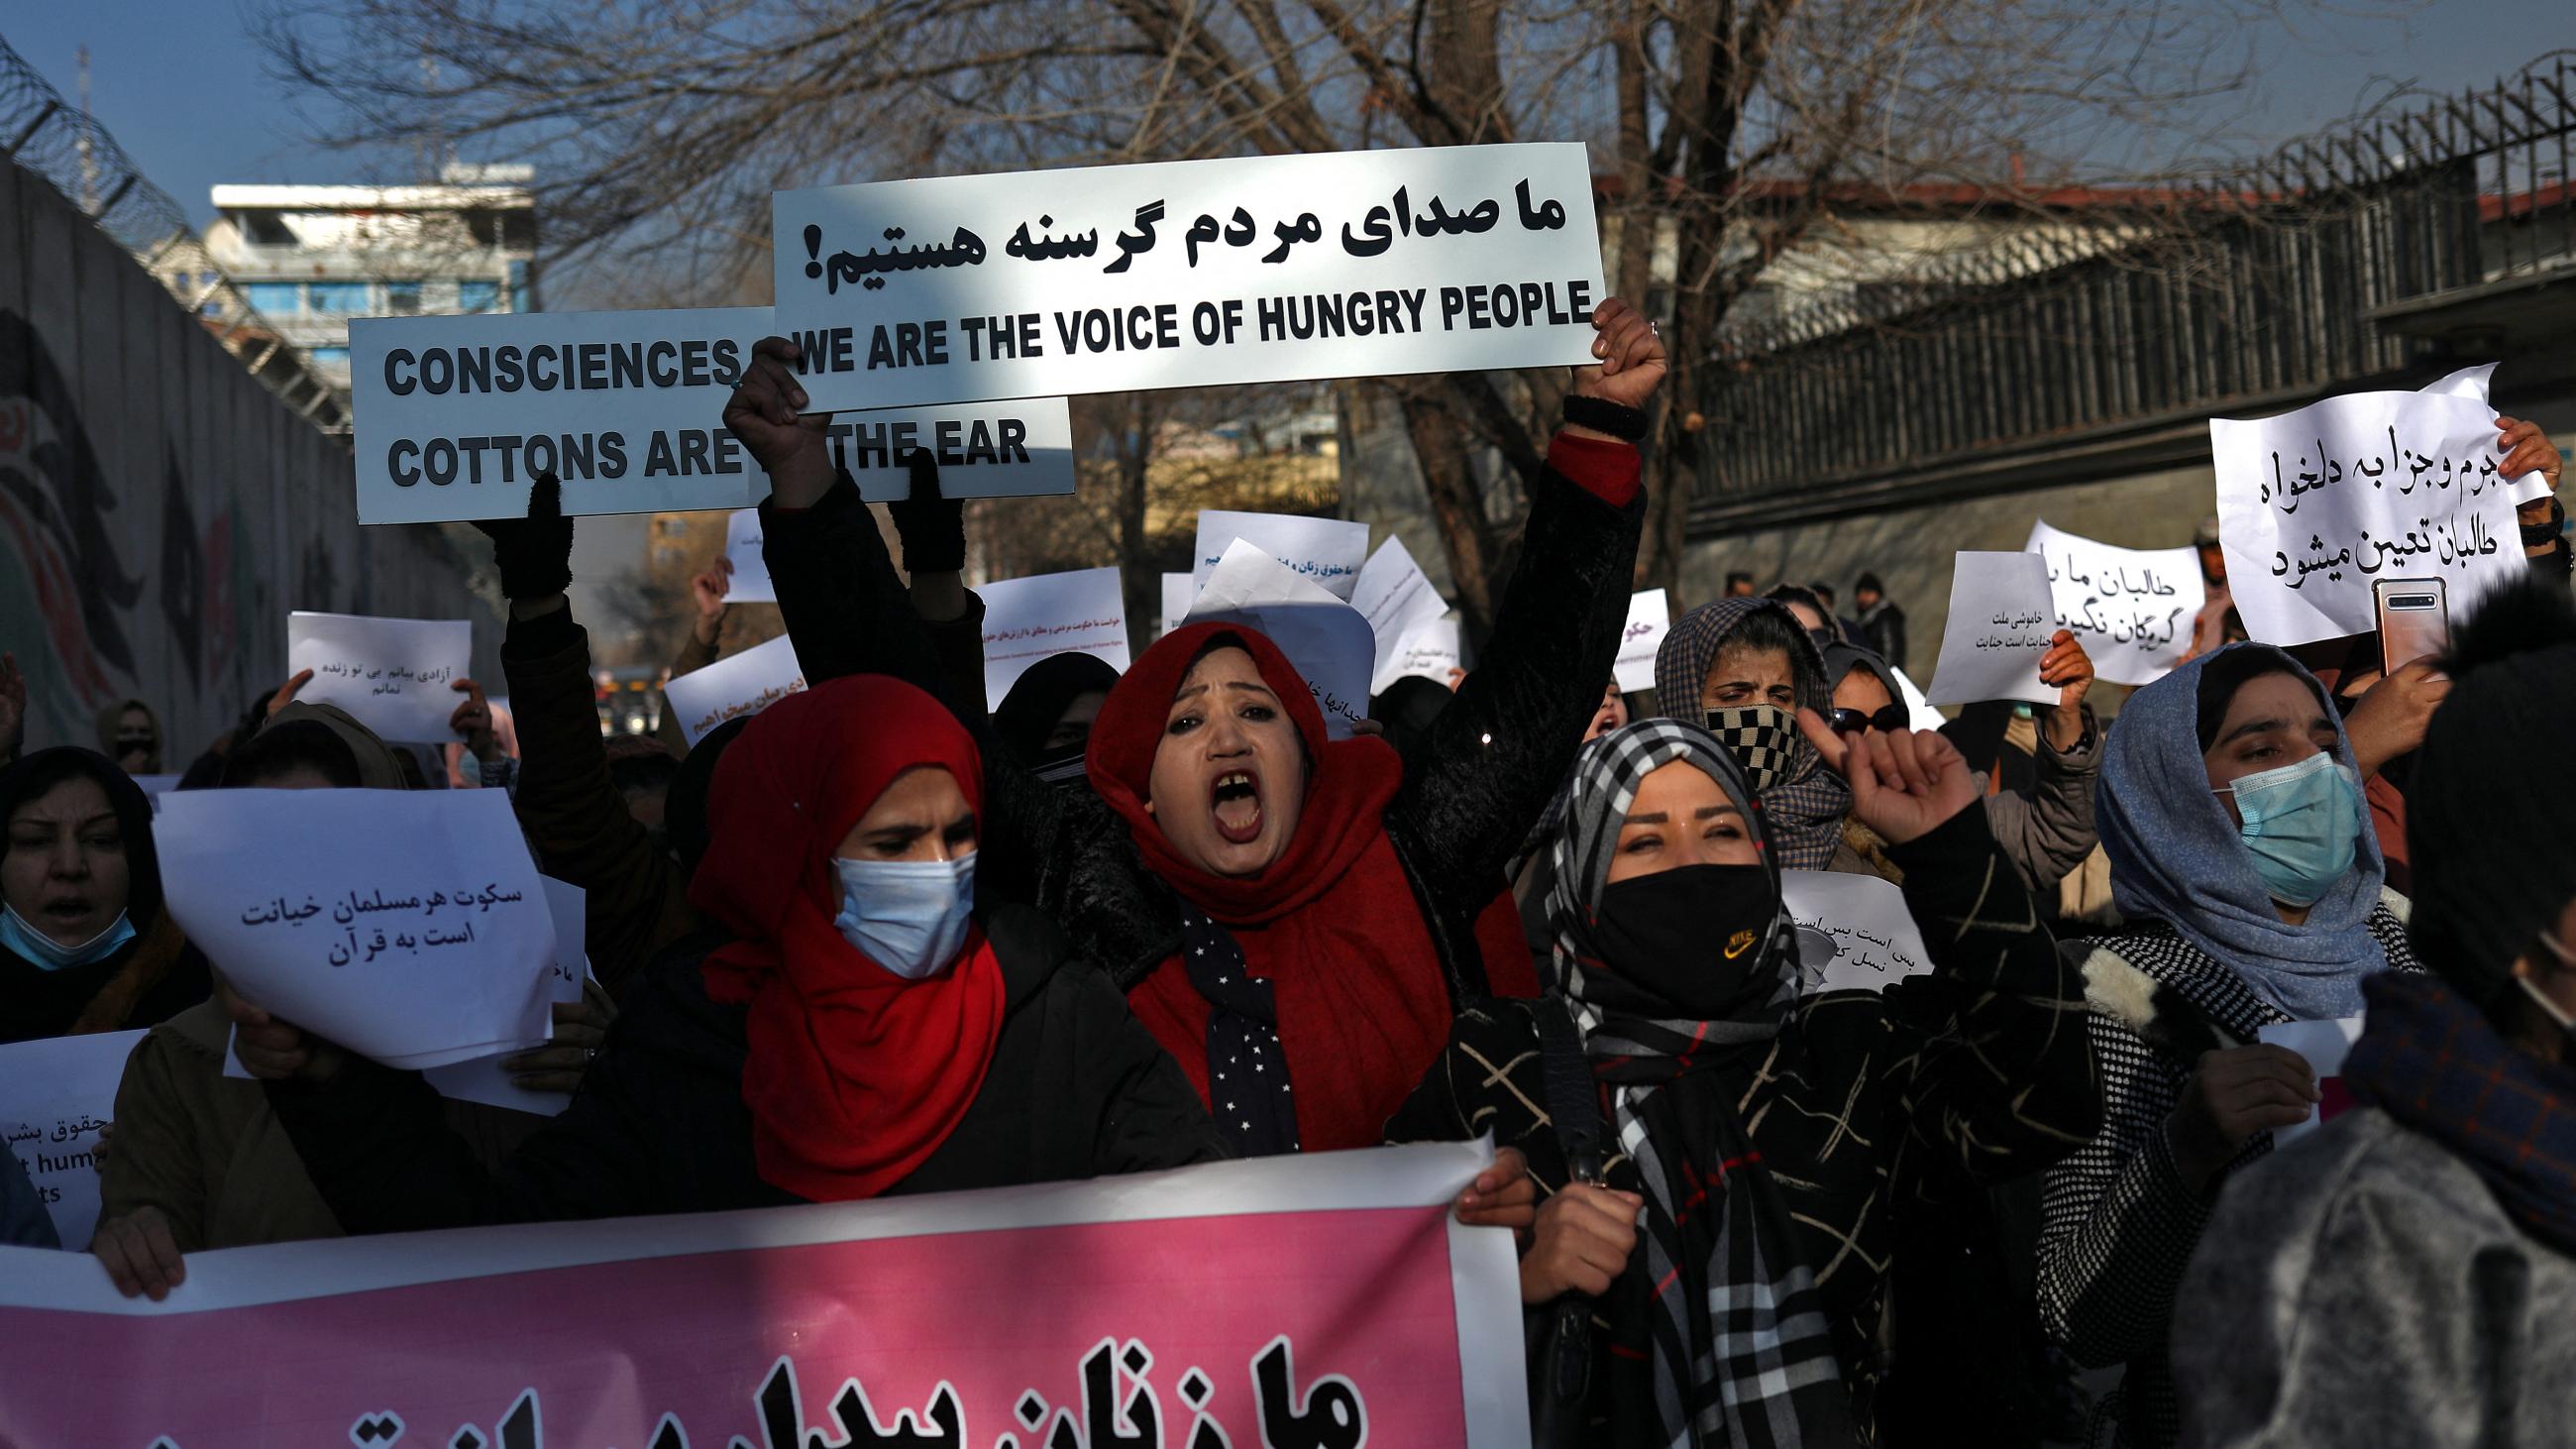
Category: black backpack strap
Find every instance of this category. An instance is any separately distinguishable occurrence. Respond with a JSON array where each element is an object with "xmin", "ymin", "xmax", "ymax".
[{"xmin": 1533, "ymin": 997, "xmax": 1608, "ymax": 1181}]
